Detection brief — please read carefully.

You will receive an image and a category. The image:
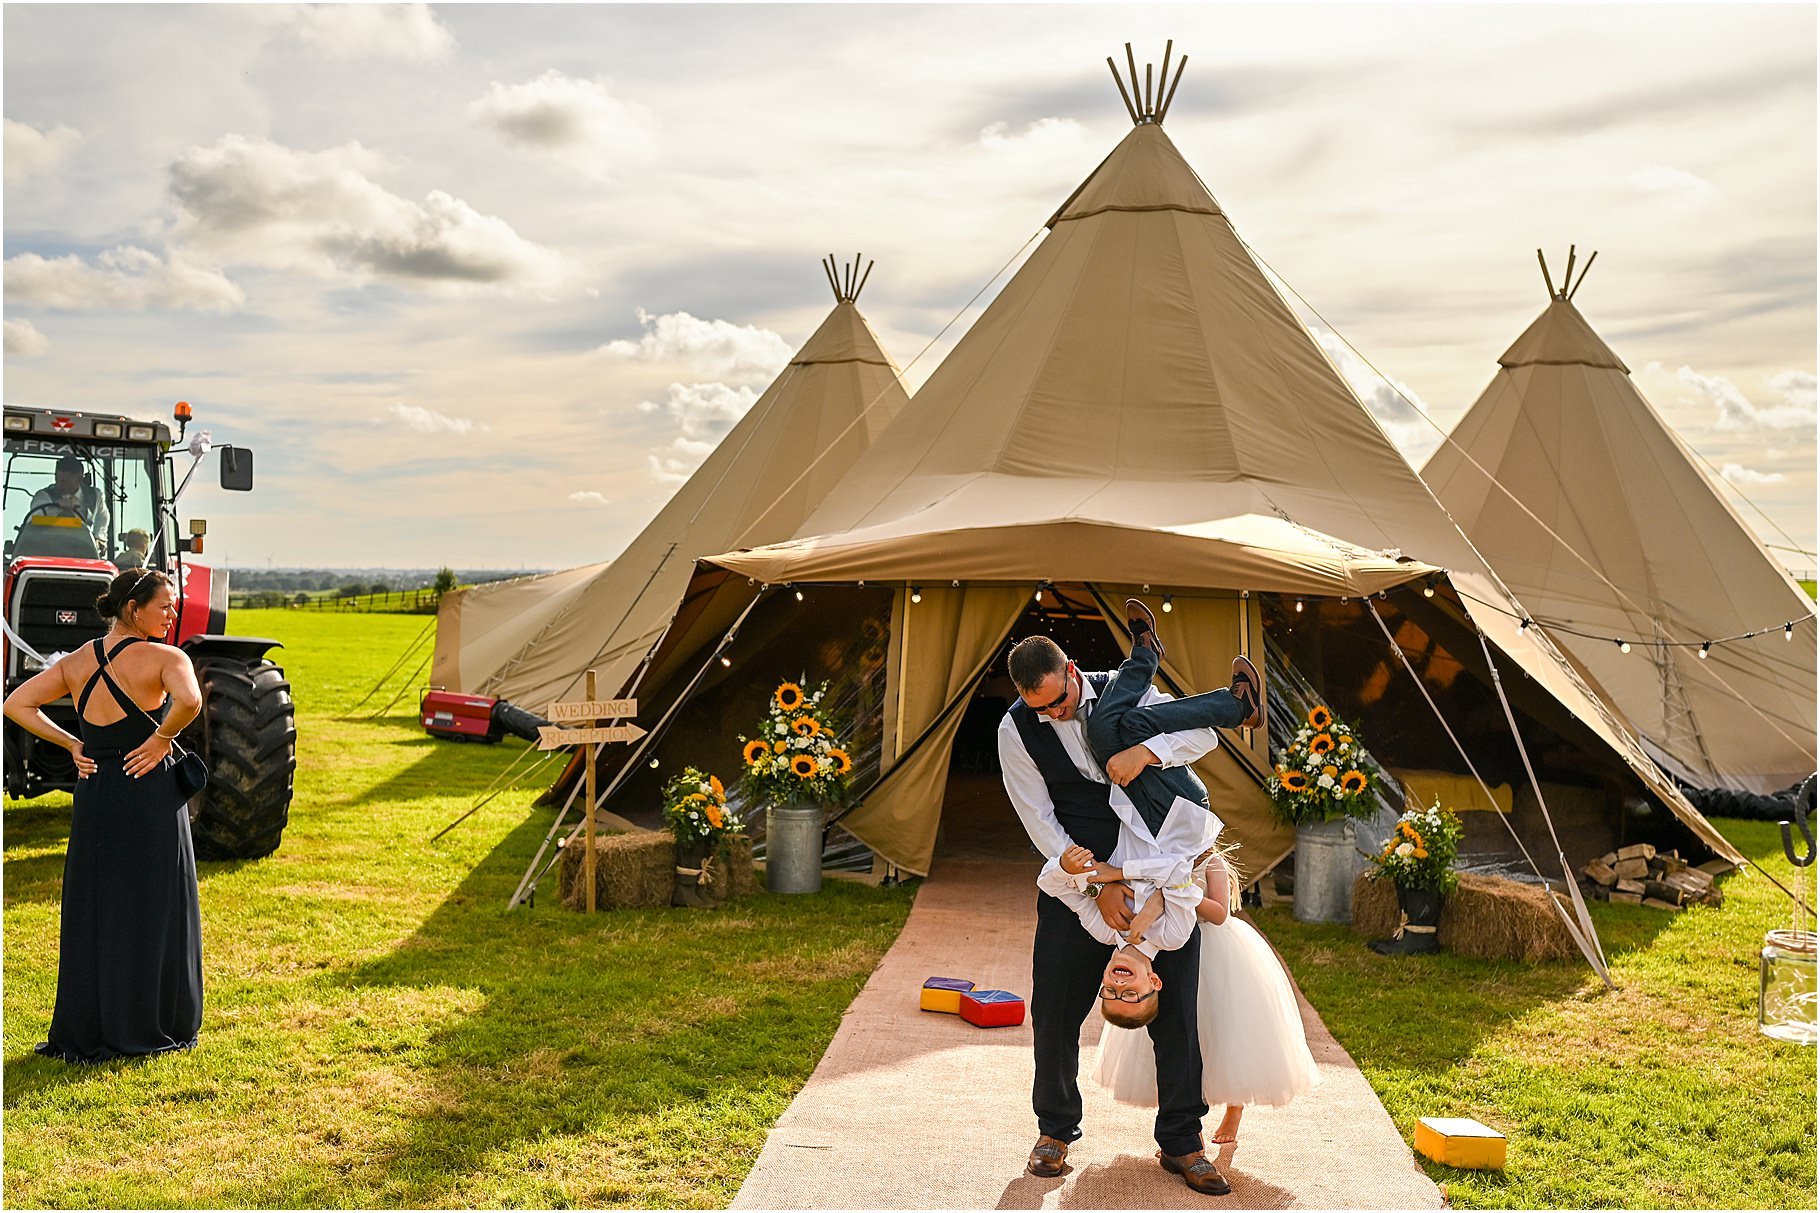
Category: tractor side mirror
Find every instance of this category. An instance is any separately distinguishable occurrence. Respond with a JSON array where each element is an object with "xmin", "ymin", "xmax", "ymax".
[{"xmin": 218, "ymin": 445, "xmax": 254, "ymax": 491}]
